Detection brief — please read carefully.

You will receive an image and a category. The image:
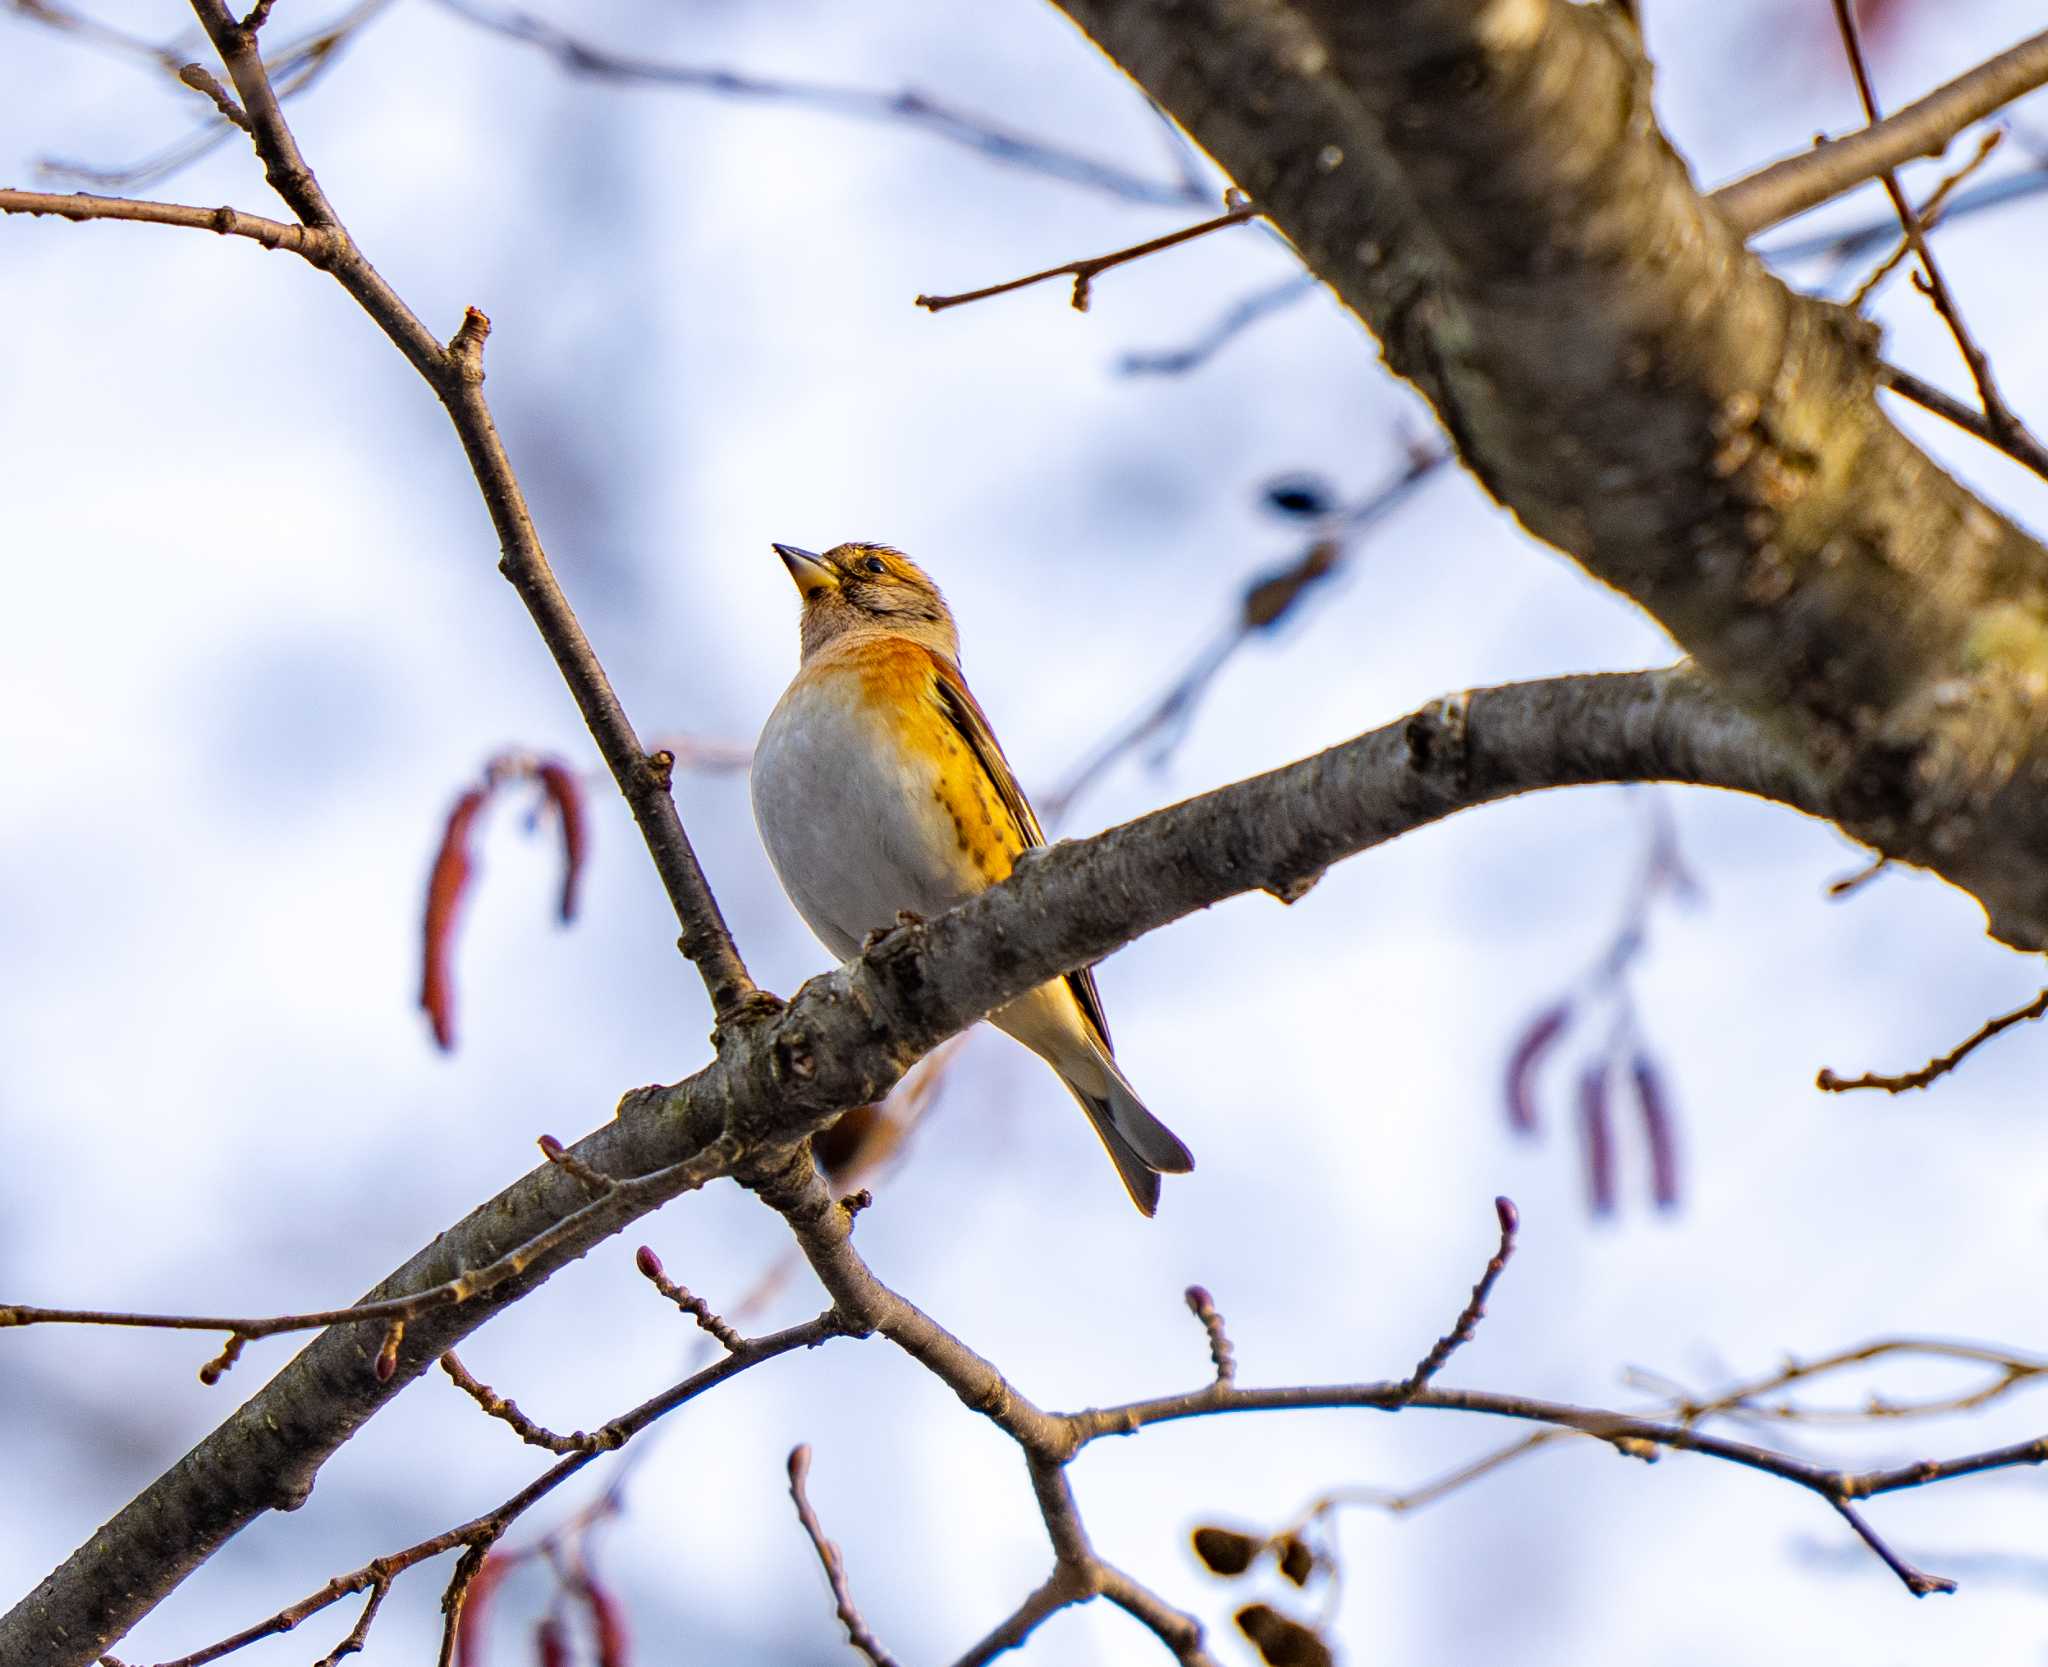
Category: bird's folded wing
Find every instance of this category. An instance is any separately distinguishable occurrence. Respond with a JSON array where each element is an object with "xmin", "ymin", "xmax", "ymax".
[{"xmin": 924, "ymin": 646, "xmax": 1116, "ymax": 1054}]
